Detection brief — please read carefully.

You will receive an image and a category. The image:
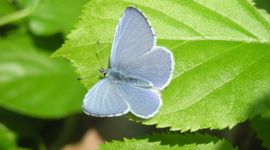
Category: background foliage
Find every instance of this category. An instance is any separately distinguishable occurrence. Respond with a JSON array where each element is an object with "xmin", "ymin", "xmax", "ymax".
[{"xmin": 0, "ymin": 0, "xmax": 270, "ymax": 150}]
